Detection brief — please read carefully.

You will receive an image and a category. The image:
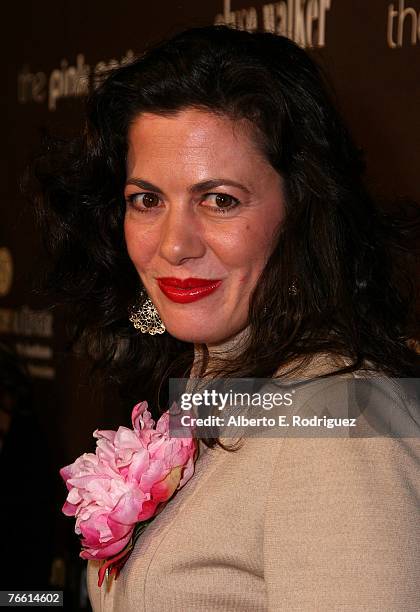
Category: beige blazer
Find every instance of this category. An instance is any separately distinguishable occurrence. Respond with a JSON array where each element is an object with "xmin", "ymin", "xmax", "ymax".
[{"xmin": 87, "ymin": 358, "xmax": 420, "ymax": 611}]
